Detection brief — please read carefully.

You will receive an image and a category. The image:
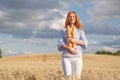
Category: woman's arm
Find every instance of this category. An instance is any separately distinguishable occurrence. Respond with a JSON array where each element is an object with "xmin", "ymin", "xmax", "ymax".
[
  {"xmin": 60, "ymin": 43, "xmax": 69, "ymax": 51},
  {"xmin": 61, "ymin": 43, "xmax": 78, "ymax": 55},
  {"xmin": 66, "ymin": 30, "xmax": 88, "ymax": 49},
  {"xmin": 66, "ymin": 38, "xmax": 84, "ymax": 46}
]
